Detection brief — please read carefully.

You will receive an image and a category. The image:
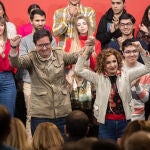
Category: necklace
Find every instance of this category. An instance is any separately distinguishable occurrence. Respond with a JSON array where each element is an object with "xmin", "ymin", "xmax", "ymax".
[{"xmin": 0, "ymin": 40, "xmax": 5, "ymax": 58}]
